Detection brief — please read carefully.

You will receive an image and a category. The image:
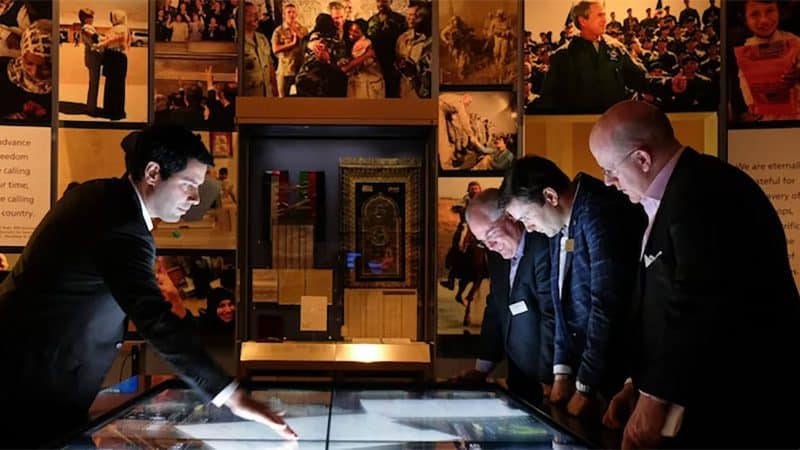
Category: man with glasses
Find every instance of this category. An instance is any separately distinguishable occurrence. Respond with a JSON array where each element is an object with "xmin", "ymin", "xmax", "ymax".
[
  {"xmin": 501, "ymin": 156, "xmax": 645, "ymax": 419},
  {"xmin": 590, "ymin": 100, "xmax": 800, "ymax": 448},
  {"xmin": 455, "ymin": 188, "xmax": 555, "ymax": 404}
]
